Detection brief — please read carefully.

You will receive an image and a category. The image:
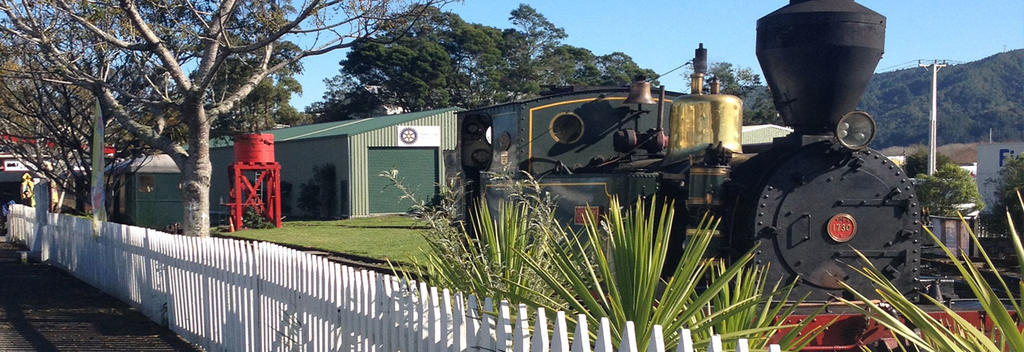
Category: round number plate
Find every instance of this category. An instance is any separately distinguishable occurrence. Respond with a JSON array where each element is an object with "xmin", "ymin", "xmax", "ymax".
[{"xmin": 827, "ymin": 213, "xmax": 857, "ymax": 243}]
